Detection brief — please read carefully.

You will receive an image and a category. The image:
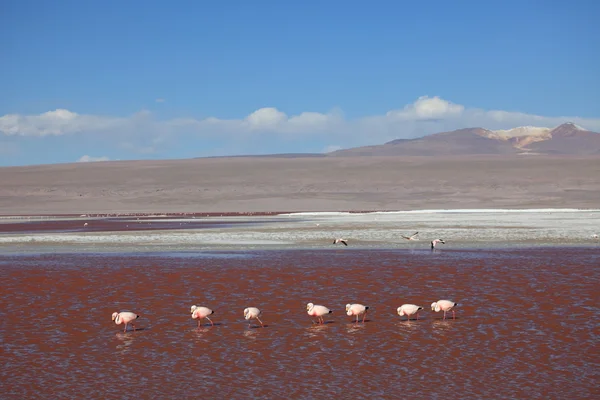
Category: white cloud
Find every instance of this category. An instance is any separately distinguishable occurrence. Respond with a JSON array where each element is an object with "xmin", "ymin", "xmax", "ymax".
[
  {"xmin": 245, "ymin": 107, "xmax": 287, "ymax": 130},
  {"xmin": 386, "ymin": 96, "xmax": 465, "ymax": 120},
  {"xmin": 77, "ymin": 155, "xmax": 110, "ymax": 162},
  {"xmin": 2, "ymin": 96, "xmax": 599, "ymax": 153},
  {"xmin": 155, "ymin": 98, "xmax": 165, "ymax": 103}
]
